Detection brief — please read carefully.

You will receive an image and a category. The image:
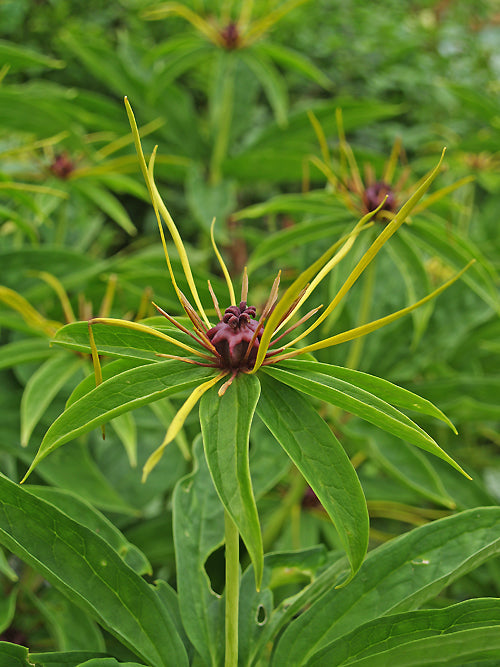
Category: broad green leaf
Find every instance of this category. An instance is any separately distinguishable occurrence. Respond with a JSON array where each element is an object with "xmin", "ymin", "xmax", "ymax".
[
  {"xmin": 0, "ymin": 643, "xmax": 30, "ymax": 666},
  {"xmin": 0, "ymin": 338, "xmax": 51, "ymax": 370},
  {"xmin": 66, "ymin": 358, "xmax": 144, "ymax": 407},
  {"xmin": 24, "ymin": 360, "xmax": 217, "ymax": 480},
  {"xmin": 29, "ymin": 653, "xmax": 140, "ymax": 667},
  {"xmin": 308, "ymin": 598, "xmax": 500, "ymax": 666},
  {"xmin": 173, "ymin": 436, "xmax": 225, "ymax": 667},
  {"xmin": 0, "ymin": 474, "xmax": 188, "ymax": 667},
  {"xmin": 21, "ymin": 352, "xmax": 83, "ymax": 447},
  {"xmin": 53, "ymin": 320, "xmax": 194, "ymax": 362},
  {"xmin": 272, "ymin": 507, "xmax": 500, "ymax": 665},
  {"xmin": 200, "ymin": 373, "xmax": 263, "ymax": 588},
  {"xmin": 278, "ymin": 359, "xmax": 456, "ymax": 429},
  {"xmin": 238, "ymin": 547, "xmax": 333, "ymax": 666},
  {"xmin": 28, "ymin": 486, "xmax": 151, "ymax": 575},
  {"xmin": 257, "ymin": 374, "xmax": 369, "ymax": 583},
  {"xmin": 77, "ymin": 659, "xmax": 146, "ymax": 666},
  {"xmin": 265, "ymin": 363, "xmax": 468, "ymax": 478}
]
